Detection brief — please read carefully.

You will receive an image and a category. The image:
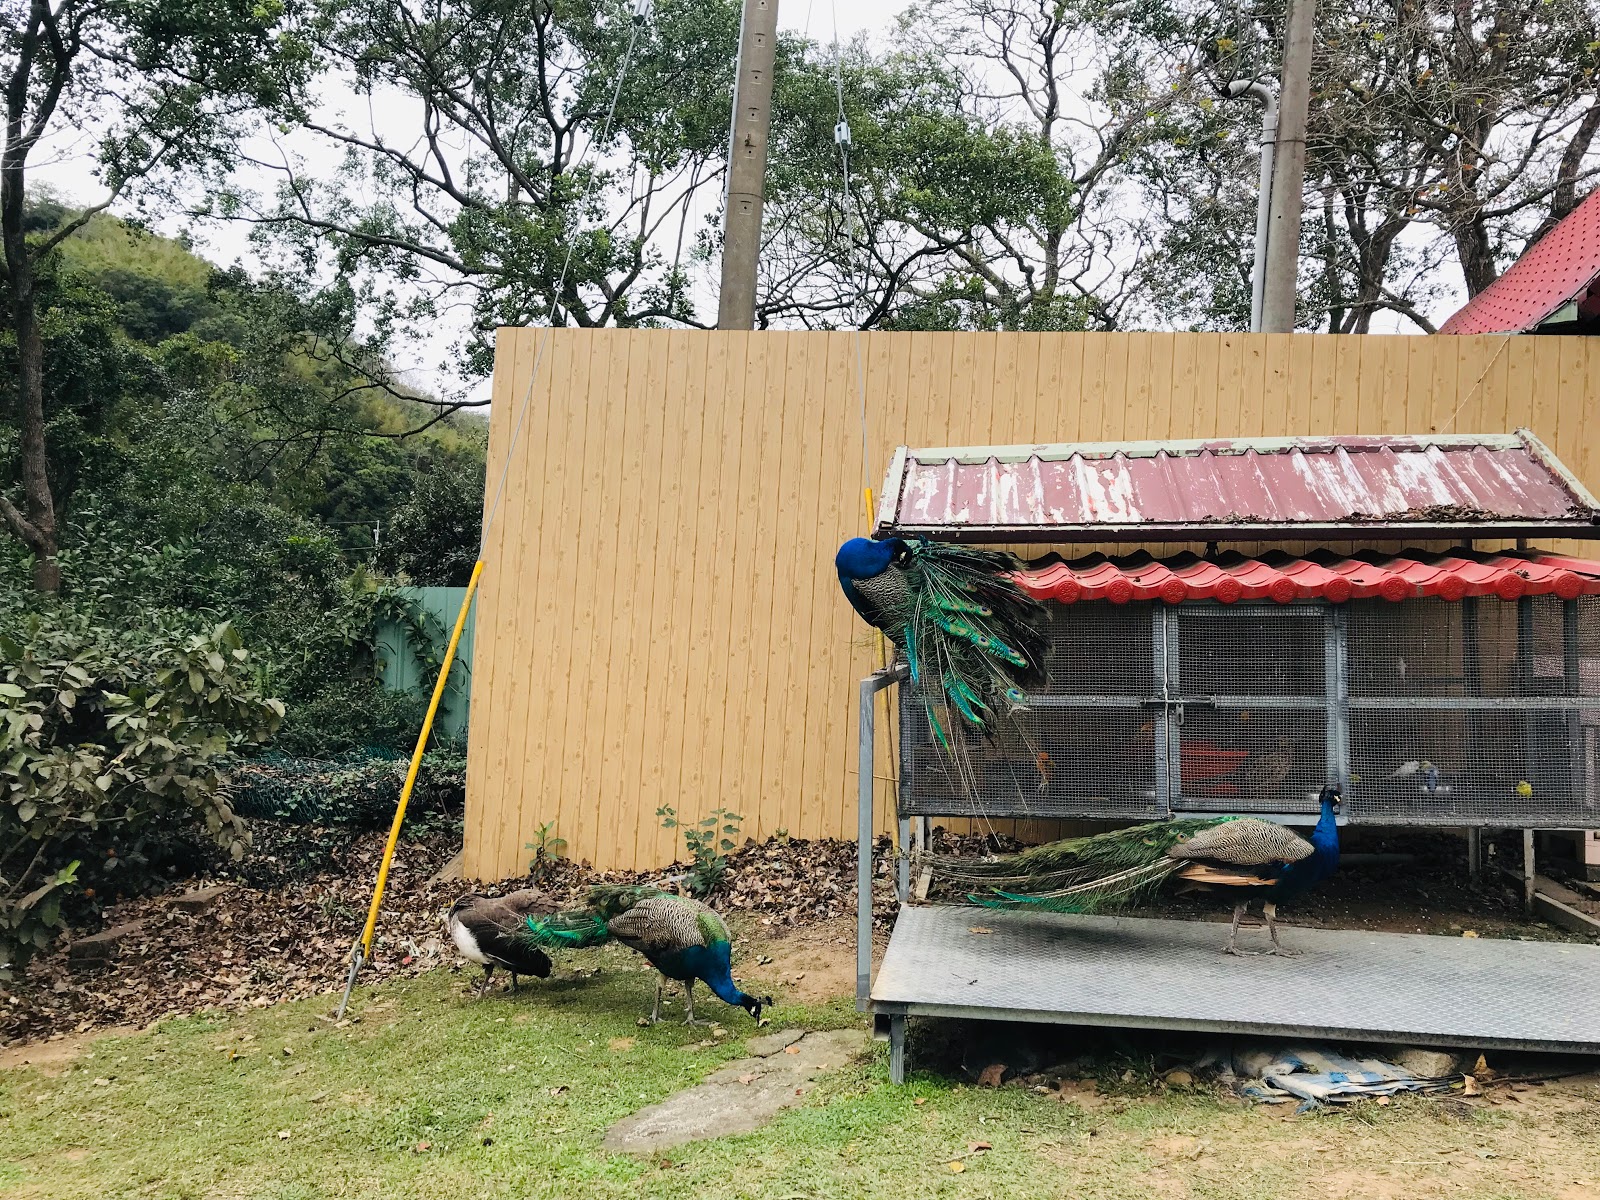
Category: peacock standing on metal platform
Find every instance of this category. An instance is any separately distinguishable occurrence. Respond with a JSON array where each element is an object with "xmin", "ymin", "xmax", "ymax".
[
  {"xmin": 835, "ymin": 536, "xmax": 1048, "ymax": 778},
  {"xmin": 927, "ymin": 786, "xmax": 1343, "ymax": 955},
  {"xmin": 514, "ymin": 885, "xmax": 772, "ymax": 1024}
]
